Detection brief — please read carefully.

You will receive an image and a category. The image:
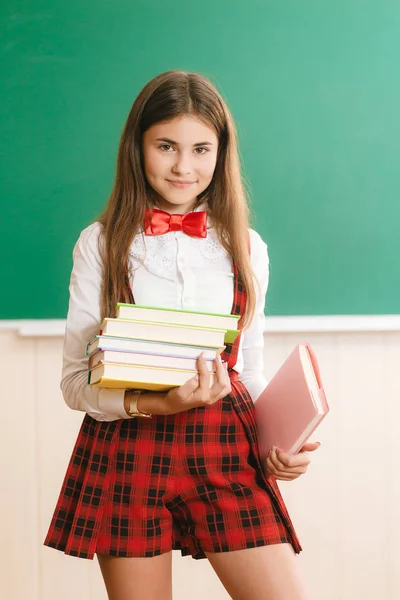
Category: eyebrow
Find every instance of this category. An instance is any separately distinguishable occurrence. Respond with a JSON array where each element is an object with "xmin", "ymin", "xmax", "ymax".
[{"xmin": 155, "ymin": 137, "xmax": 214, "ymax": 146}]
